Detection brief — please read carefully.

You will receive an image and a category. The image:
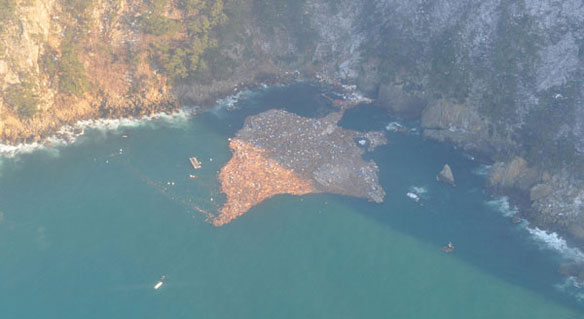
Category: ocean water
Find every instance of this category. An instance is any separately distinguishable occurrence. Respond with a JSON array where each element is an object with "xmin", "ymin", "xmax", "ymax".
[{"xmin": 1, "ymin": 83, "xmax": 584, "ymax": 318}]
